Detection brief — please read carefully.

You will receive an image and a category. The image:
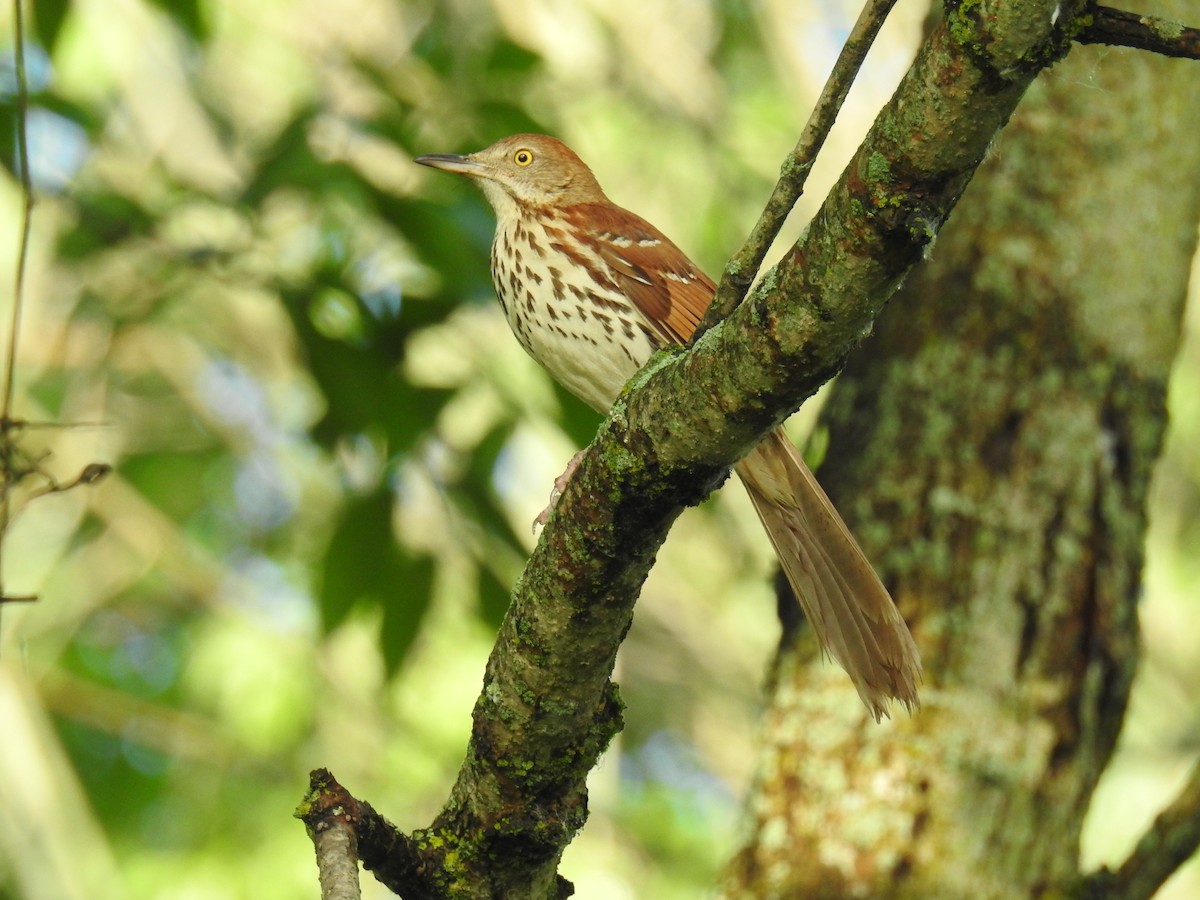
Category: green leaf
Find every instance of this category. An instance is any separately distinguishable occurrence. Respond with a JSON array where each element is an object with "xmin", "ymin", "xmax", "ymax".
[
  {"xmin": 380, "ymin": 555, "xmax": 434, "ymax": 675},
  {"xmin": 238, "ymin": 109, "xmax": 339, "ymax": 207},
  {"xmin": 145, "ymin": 0, "xmax": 209, "ymax": 42},
  {"xmin": 318, "ymin": 488, "xmax": 434, "ymax": 676},
  {"xmin": 32, "ymin": 0, "xmax": 71, "ymax": 55},
  {"xmin": 476, "ymin": 564, "xmax": 511, "ymax": 630},
  {"xmin": 318, "ymin": 487, "xmax": 393, "ymax": 631},
  {"xmin": 380, "ymin": 195, "xmax": 495, "ymax": 297},
  {"xmin": 120, "ymin": 450, "xmax": 227, "ymax": 523},
  {"xmin": 57, "ymin": 190, "xmax": 155, "ymax": 258},
  {"xmin": 280, "ymin": 271, "xmax": 452, "ymax": 452},
  {"xmin": 26, "ymin": 368, "xmax": 72, "ymax": 417},
  {"xmin": 473, "ymin": 100, "xmax": 547, "ymax": 138},
  {"xmin": 456, "ymin": 422, "xmax": 525, "ymax": 557},
  {"xmin": 552, "ymin": 380, "xmax": 603, "ymax": 448},
  {"xmin": 483, "ymin": 40, "xmax": 542, "ymax": 75}
]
